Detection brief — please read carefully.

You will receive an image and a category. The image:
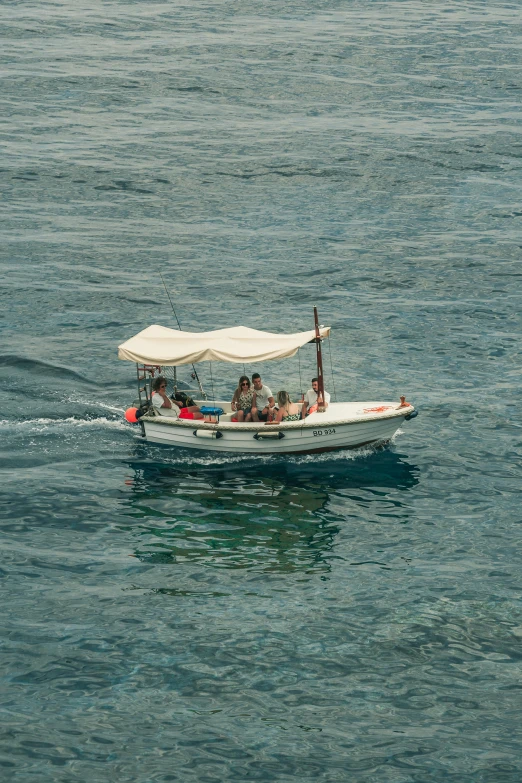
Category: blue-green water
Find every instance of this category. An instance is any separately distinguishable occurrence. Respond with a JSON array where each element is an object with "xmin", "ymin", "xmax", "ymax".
[{"xmin": 1, "ymin": 2, "xmax": 522, "ymax": 780}]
